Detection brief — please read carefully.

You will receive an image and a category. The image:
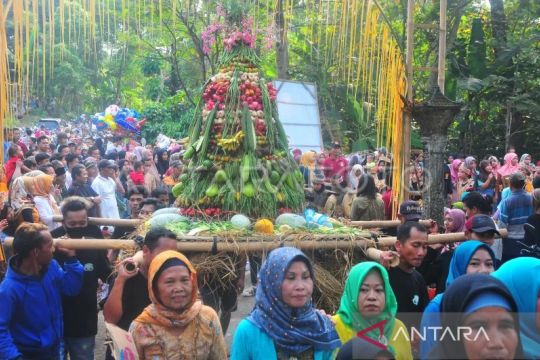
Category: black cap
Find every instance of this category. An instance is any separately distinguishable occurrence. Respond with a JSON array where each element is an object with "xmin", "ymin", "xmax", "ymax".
[
  {"xmin": 331, "ymin": 142, "xmax": 341, "ymax": 149},
  {"xmin": 399, "ymin": 200, "xmax": 423, "ymax": 221},
  {"xmin": 471, "ymin": 214, "xmax": 500, "ymax": 235}
]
